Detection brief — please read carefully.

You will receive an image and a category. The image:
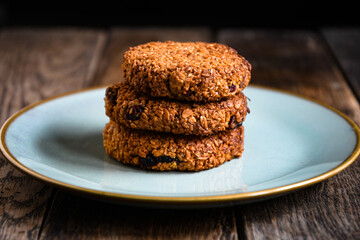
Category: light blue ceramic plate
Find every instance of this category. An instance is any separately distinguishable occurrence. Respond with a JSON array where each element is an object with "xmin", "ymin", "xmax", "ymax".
[{"xmin": 1, "ymin": 85, "xmax": 359, "ymax": 207}]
